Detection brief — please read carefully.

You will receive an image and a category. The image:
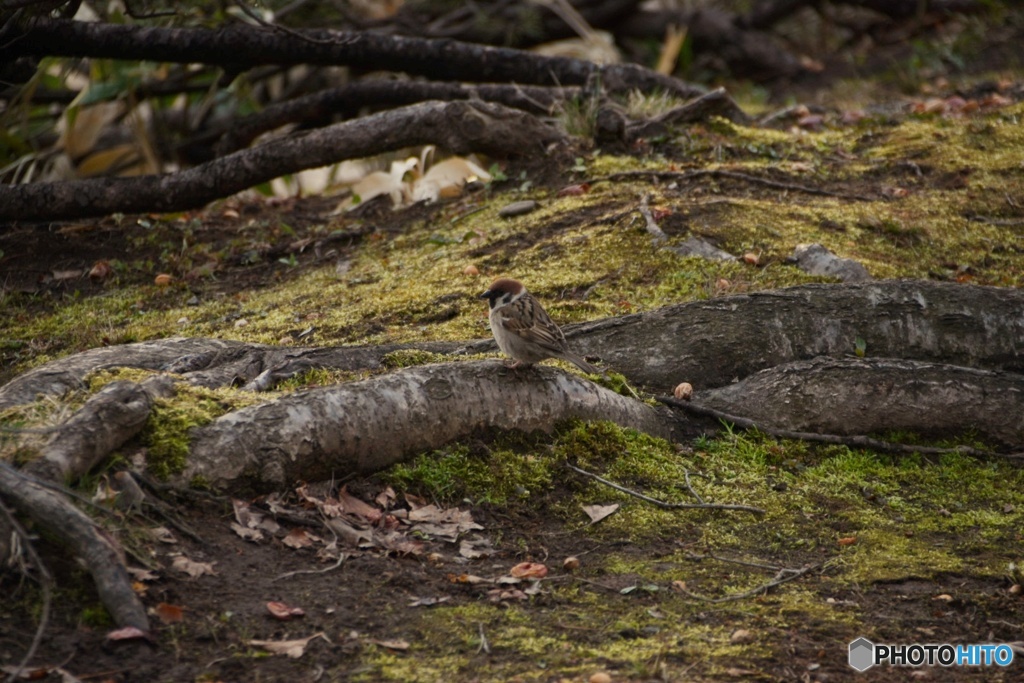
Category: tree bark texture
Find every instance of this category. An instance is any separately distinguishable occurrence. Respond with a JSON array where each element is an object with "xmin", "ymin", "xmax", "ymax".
[
  {"xmin": 560, "ymin": 280, "xmax": 1024, "ymax": 393},
  {"xmin": 23, "ymin": 376, "xmax": 175, "ymax": 483},
  {"xmin": 0, "ymin": 100, "xmax": 563, "ymax": 223},
  {"xmin": 700, "ymin": 357, "xmax": 1024, "ymax": 447},
  {"xmin": 0, "ymin": 337, "xmax": 460, "ymax": 410},
  {"xmin": 211, "ymin": 81, "xmax": 579, "ymax": 157},
  {"xmin": 174, "ymin": 361, "xmax": 681, "ymax": 494}
]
